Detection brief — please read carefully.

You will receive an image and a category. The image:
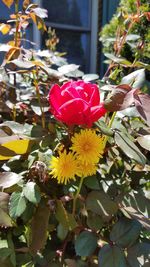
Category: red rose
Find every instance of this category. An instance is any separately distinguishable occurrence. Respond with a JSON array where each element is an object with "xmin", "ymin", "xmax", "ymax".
[{"xmin": 49, "ymin": 80, "xmax": 107, "ymax": 127}]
